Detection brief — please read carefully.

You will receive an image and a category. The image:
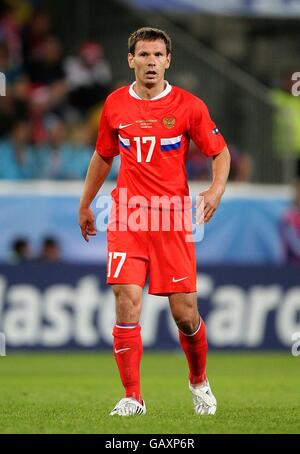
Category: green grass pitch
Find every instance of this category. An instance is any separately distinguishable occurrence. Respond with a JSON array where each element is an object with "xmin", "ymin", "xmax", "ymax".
[{"xmin": 0, "ymin": 351, "xmax": 299, "ymax": 434}]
